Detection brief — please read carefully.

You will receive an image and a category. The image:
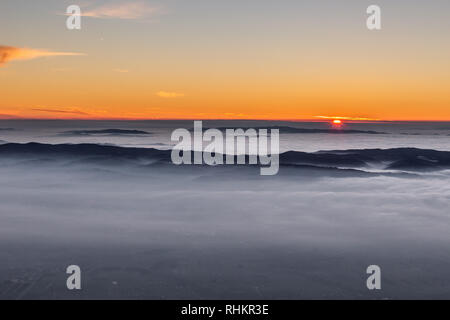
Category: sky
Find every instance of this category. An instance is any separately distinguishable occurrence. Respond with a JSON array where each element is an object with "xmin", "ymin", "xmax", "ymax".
[{"xmin": 0, "ymin": 0, "xmax": 449, "ymax": 120}]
